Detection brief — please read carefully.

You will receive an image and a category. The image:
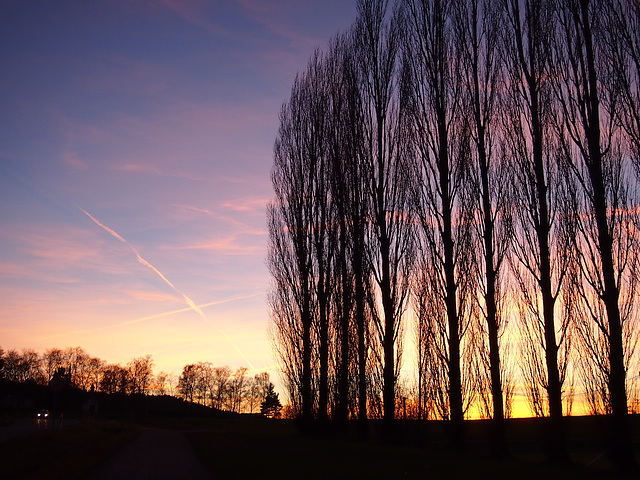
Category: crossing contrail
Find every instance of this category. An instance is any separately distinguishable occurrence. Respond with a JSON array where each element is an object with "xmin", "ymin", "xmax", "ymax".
[{"xmin": 79, "ymin": 207, "xmax": 255, "ymax": 369}]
